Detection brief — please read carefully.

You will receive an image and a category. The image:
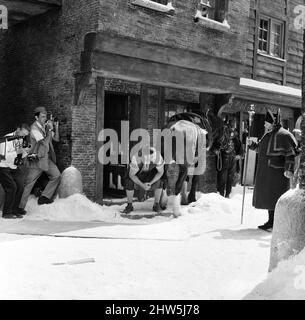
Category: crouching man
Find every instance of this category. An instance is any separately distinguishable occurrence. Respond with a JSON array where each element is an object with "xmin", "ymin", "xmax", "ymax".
[
  {"xmin": 122, "ymin": 146, "xmax": 164, "ymax": 214},
  {"xmin": 19, "ymin": 107, "xmax": 61, "ymax": 212}
]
